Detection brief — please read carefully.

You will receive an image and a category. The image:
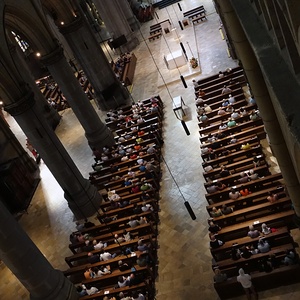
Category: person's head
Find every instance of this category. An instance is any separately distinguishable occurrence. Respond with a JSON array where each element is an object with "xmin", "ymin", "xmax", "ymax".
[
  {"xmin": 132, "ymin": 291, "xmax": 139, "ymax": 298},
  {"xmin": 76, "ymin": 285, "xmax": 83, "ymax": 292},
  {"xmin": 214, "ymin": 268, "xmax": 221, "ymax": 275},
  {"xmin": 262, "ymin": 223, "xmax": 267, "ymax": 229},
  {"xmin": 118, "ymin": 260, "xmax": 123, "ymax": 266},
  {"xmin": 222, "ymin": 204, "xmax": 227, "ymax": 209},
  {"xmin": 238, "ymin": 268, "xmax": 245, "ymax": 276},
  {"xmin": 119, "ymin": 292, "xmax": 125, "ymax": 298},
  {"xmin": 258, "ymin": 238, "xmax": 265, "ymax": 244},
  {"xmin": 118, "ymin": 276, "xmax": 124, "ymax": 283},
  {"xmin": 231, "ymin": 188, "xmax": 237, "ymax": 193},
  {"xmin": 249, "ymin": 225, "xmax": 254, "ymax": 231},
  {"xmin": 212, "ymin": 207, "xmax": 217, "ymax": 212},
  {"xmin": 87, "ymin": 252, "xmax": 93, "ymax": 257}
]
